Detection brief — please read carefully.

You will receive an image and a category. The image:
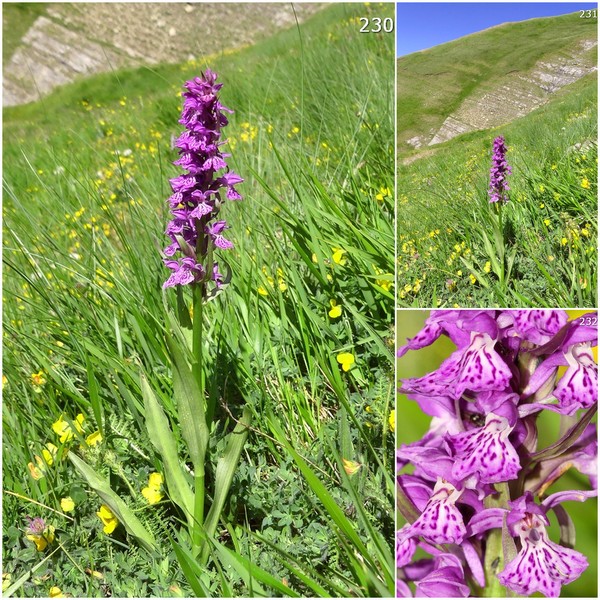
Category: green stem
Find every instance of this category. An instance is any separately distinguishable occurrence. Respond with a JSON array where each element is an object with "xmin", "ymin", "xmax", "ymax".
[
  {"xmin": 483, "ymin": 483, "xmax": 512, "ymax": 597},
  {"xmin": 191, "ymin": 283, "xmax": 206, "ymax": 556},
  {"xmin": 192, "ymin": 284, "xmax": 205, "ymax": 398},
  {"xmin": 192, "ymin": 470, "xmax": 205, "ymax": 556},
  {"xmin": 493, "ymin": 203, "xmax": 505, "ymax": 286}
]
